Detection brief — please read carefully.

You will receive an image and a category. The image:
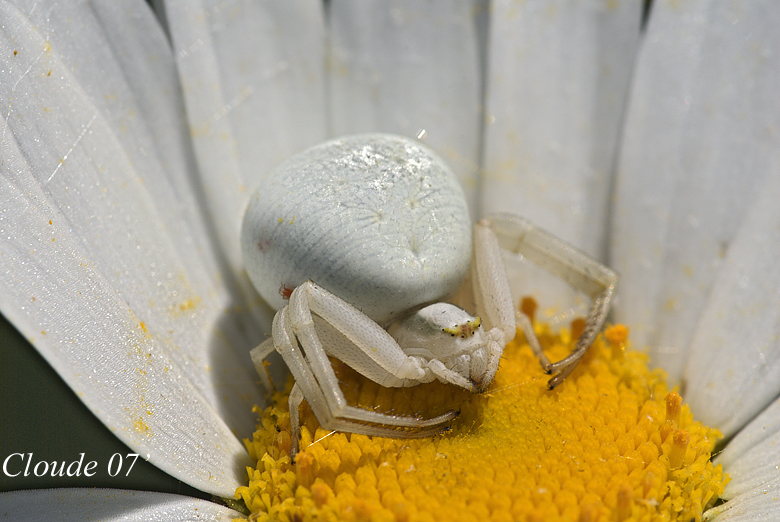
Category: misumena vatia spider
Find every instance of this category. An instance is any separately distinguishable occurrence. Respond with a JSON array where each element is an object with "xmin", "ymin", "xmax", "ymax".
[{"xmin": 241, "ymin": 134, "xmax": 617, "ymax": 457}]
